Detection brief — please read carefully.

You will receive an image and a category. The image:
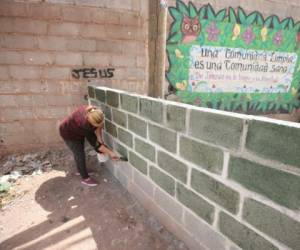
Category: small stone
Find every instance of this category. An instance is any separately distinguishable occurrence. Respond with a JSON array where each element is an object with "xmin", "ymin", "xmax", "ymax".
[
  {"xmin": 103, "ymin": 179, "xmax": 108, "ymax": 183},
  {"xmin": 1, "ymin": 161, "xmax": 14, "ymax": 175},
  {"xmin": 62, "ymin": 216, "xmax": 70, "ymax": 223}
]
